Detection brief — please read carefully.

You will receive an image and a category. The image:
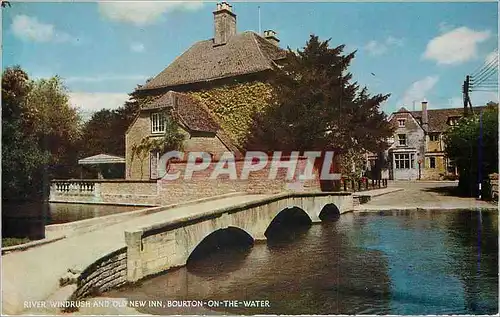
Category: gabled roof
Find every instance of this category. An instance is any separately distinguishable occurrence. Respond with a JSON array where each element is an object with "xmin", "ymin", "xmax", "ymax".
[
  {"xmin": 78, "ymin": 154, "xmax": 125, "ymax": 165},
  {"xmin": 139, "ymin": 31, "xmax": 286, "ymax": 91},
  {"xmin": 142, "ymin": 91, "xmax": 220, "ymax": 133},
  {"xmin": 396, "ymin": 106, "xmax": 410, "ymax": 113},
  {"xmin": 410, "ymin": 106, "xmax": 486, "ymax": 132}
]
